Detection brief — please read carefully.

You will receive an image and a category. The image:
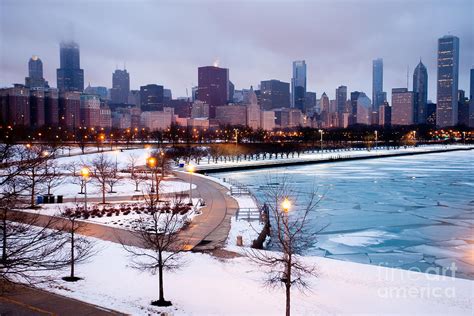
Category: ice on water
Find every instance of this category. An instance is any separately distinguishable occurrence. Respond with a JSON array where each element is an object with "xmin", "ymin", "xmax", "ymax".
[{"xmin": 217, "ymin": 150, "xmax": 474, "ymax": 280}]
